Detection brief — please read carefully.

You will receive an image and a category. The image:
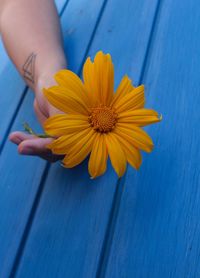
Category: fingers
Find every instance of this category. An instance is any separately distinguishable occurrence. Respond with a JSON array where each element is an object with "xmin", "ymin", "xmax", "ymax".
[
  {"xmin": 9, "ymin": 131, "xmax": 64, "ymax": 162},
  {"xmin": 9, "ymin": 131, "xmax": 36, "ymax": 144},
  {"xmin": 18, "ymin": 136, "xmax": 53, "ymax": 155},
  {"xmin": 9, "ymin": 96, "xmax": 65, "ymax": 163}
]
